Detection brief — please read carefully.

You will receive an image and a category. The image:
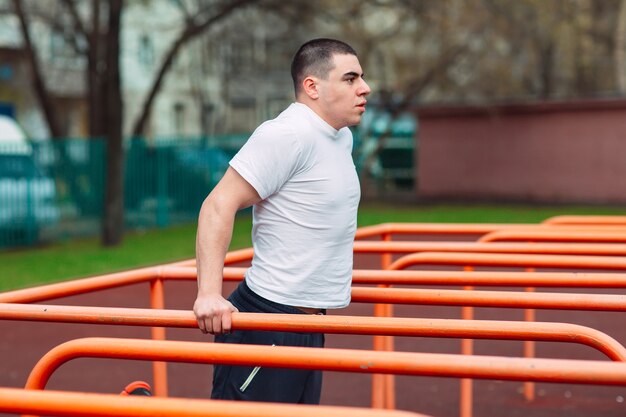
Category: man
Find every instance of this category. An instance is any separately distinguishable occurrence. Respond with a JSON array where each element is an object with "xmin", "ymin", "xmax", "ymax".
[{"xmin": 193, "ymin": 38, "xmax": 370, "ymax": 404}]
